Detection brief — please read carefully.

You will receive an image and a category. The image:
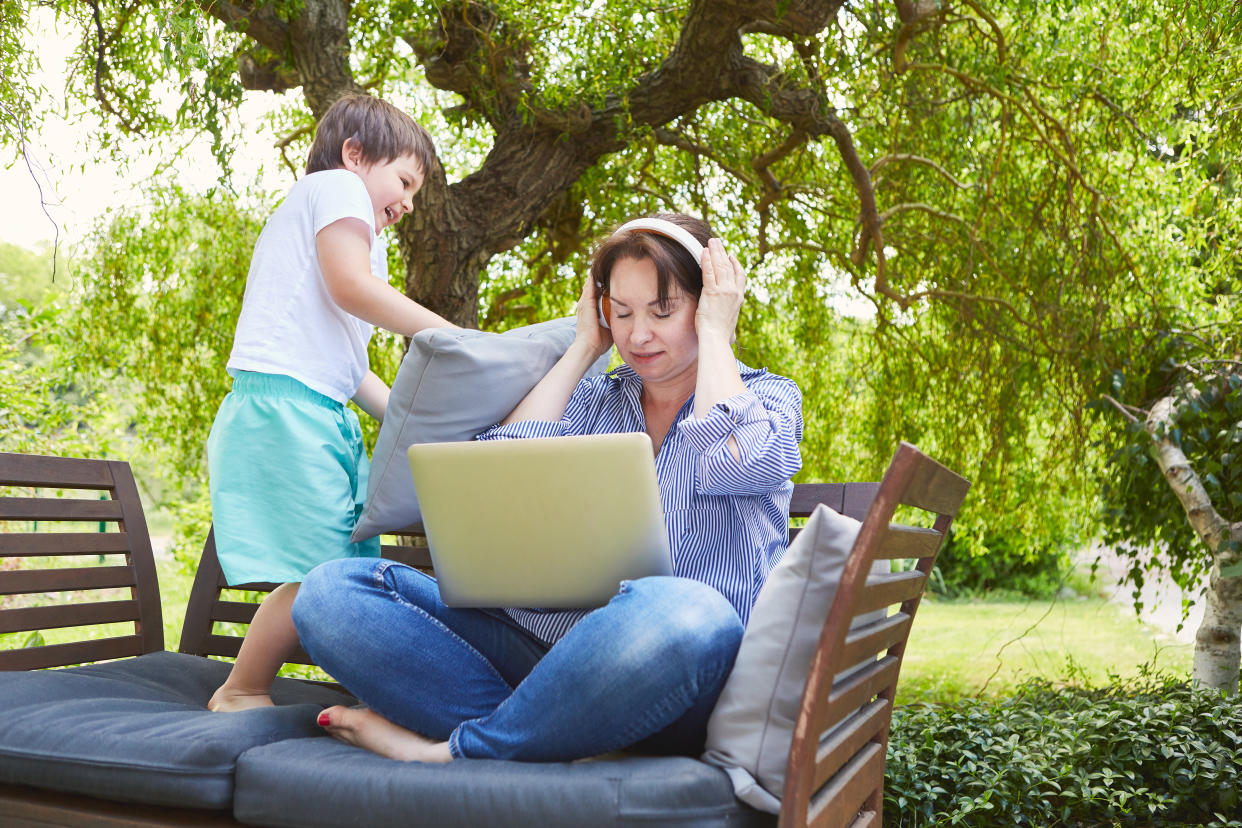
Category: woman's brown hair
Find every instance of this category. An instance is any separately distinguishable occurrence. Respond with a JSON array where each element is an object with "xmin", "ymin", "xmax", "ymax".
[{"xmin": 589, "ymin": 213, "xmax": 713, "ymax": 311}]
